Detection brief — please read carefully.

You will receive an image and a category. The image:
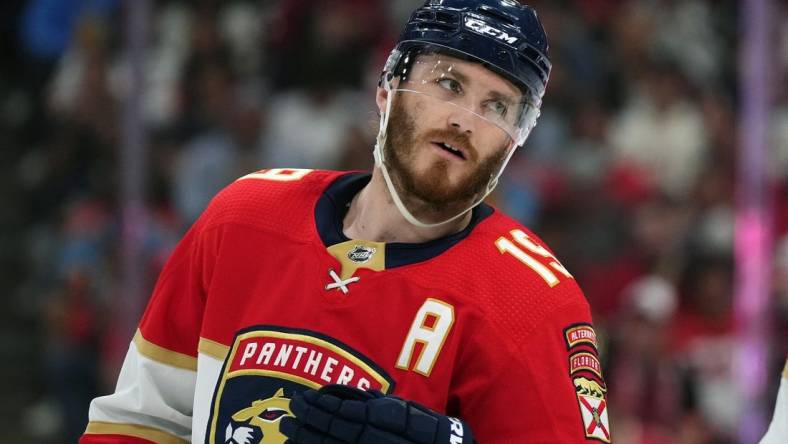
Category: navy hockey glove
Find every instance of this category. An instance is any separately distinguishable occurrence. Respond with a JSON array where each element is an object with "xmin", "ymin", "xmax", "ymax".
[{"xmin": 280, "ymin": 384, "xmax": 475, "ymax": 444}]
